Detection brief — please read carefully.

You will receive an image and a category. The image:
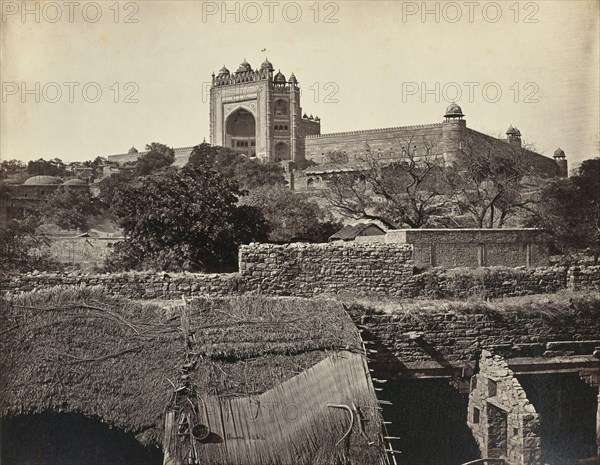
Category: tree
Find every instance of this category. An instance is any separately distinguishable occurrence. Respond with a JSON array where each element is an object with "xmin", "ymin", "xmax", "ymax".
[
  {"xmin": 133, "ymin": 143, "xmax": 175, "ymax": 175},
  {"xmin": 188, "ymin": 140, "xmax": 218, "ymax": 167},
  {"xmin": 242, "ymin": 185, "xmax": 342, "ymax": 242},
  {"xmin": 323, "ymin": 134, "xmax": 450, "ymax": 228},
  {"xmin": 26, "ymin": 158, "xmax": 67, "ymax": 177},
  {"xmin": 106, "ymin": 164, "xmax": 269, "ymax": 272},
  {"xmin": 445, "ymin": 134, "xmax": 544, "ymax": 228},
  {"xmin": 0, "ymin": 159, "xmax": 26, "ymax": 175},
  {"xmin": 0, "ymin": 184, "xmax": 53, "ymax": 272},
  {"xmin": 42, "ymin": 186, "xmax": 99, "ymax": 231},
  {"xmin": 529, "ymin": 158, "xmax": 600, "ymax": 262},
  {"xmin": 188, "ymin": 142, "xmax": 286, "ymax": 190}
]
